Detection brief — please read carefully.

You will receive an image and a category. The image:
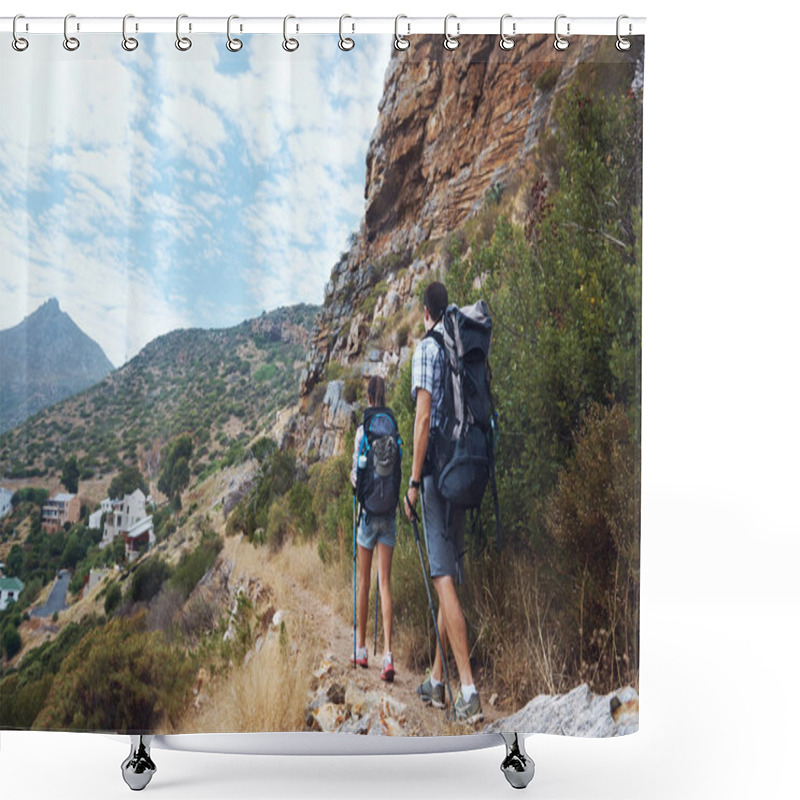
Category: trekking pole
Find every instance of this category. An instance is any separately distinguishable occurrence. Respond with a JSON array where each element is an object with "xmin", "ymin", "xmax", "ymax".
[
  {"xmin": 352, "ymin": 492, "xmax": 357, "ymax": 669},
  {"xmin": 374, "ymin": 573, "xmax": 380, "ymax": 656},
  {"xmin": 406, "ymin": 493, "xmax": 455, "ymax": 719}
]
